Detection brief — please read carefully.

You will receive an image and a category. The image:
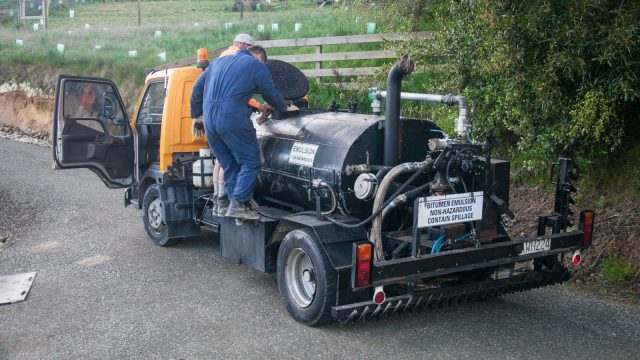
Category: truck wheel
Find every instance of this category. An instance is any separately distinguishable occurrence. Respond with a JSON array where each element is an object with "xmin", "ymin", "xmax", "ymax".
[
  {"xmin": 277, "ymin": 229, "xmax": 337, "ymax": 326},
  {"xmin": 142, "ymin": 184, "xmax": 178, "ymax": 246}
]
